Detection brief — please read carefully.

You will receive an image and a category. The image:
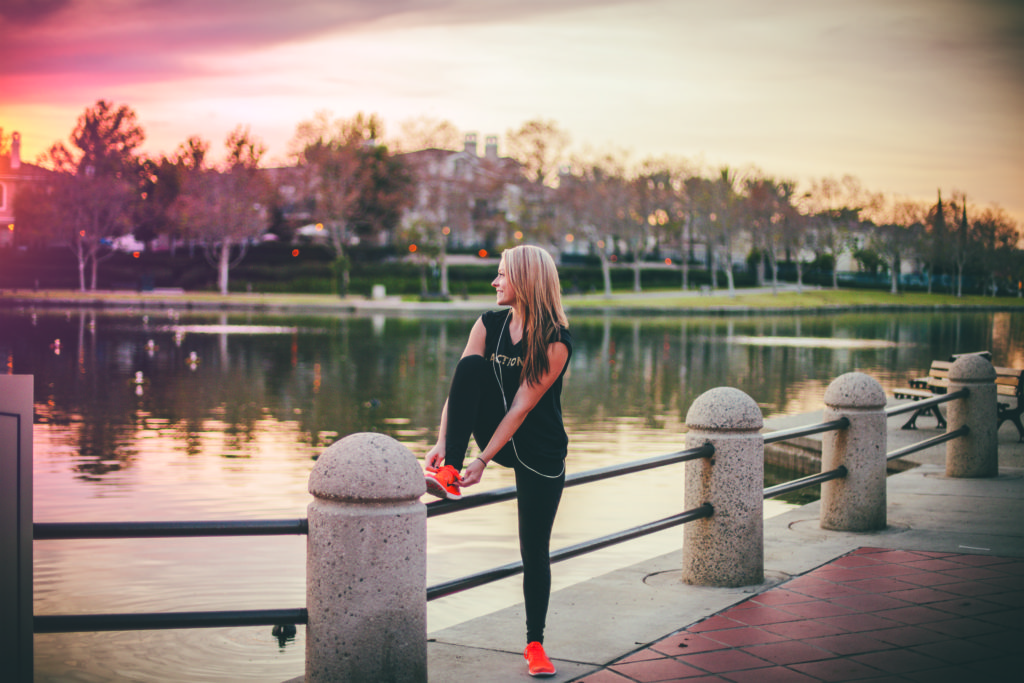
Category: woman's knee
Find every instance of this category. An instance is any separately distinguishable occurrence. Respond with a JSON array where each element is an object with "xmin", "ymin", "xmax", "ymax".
[{"xmin": 453, "ymin": 354, "xmax": 488, "ymax": 375}]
